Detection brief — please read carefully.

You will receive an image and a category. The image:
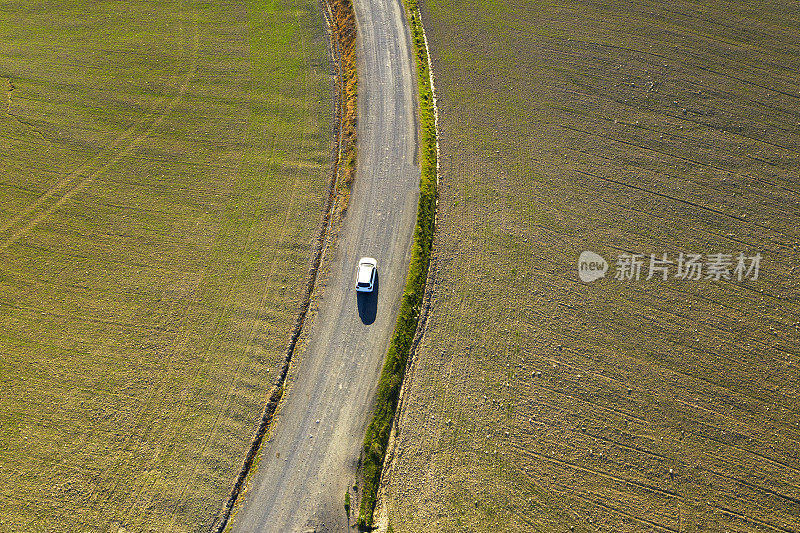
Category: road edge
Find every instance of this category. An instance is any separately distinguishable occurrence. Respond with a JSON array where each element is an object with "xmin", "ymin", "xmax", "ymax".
[
  {"xmin": 372, "ymin": 3, "xmax": 441, "ymax": 527},
  {"xmin": 355, "ymin": 0, "xmax": 440, "ymax": 525},
  {"xmin": 209, "ymin": 0, "xmax": 357, "ymax": 530}
]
